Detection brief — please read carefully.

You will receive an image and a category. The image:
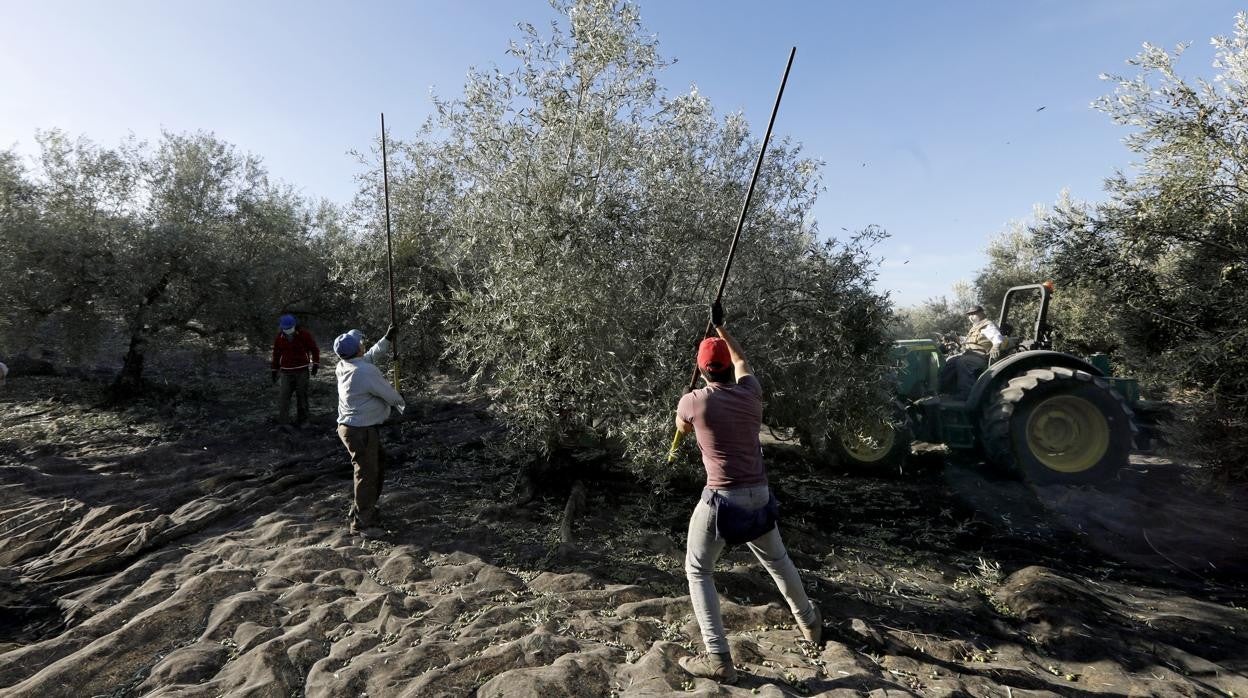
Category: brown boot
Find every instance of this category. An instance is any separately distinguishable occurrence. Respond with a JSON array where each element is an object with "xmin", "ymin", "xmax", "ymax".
[
  {"xmin": 798, "ymin": 604, "xmax": 823, "ymax": 644},
  {"xmin": 679, "ymin": 652, "xmax": 738, "ymax": 683}
]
